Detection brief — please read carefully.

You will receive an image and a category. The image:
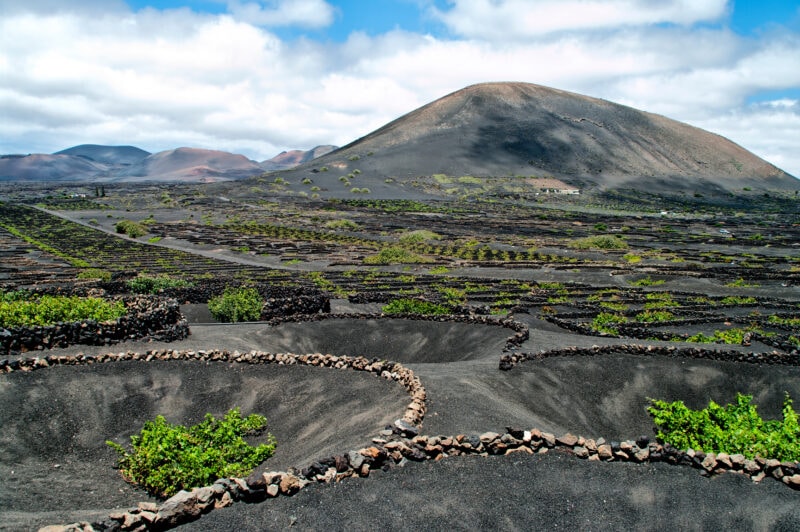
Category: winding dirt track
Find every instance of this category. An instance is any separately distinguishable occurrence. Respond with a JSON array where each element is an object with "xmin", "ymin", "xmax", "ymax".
[{"xmin": 2, "ymin": 316, "xmax": 800, "ymax": 530}]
